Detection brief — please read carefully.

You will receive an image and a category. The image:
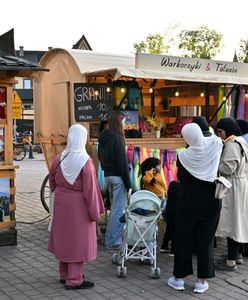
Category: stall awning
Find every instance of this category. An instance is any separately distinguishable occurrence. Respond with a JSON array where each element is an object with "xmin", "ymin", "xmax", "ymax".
[
  {"xmin": 80, "ymin": 52, "xmax": 248, "ymax": 85},
  {"xmin": 54, "ymin": 49, "xmax": 248, "ymax": 85},
  {"xmin": 84, "ymin": 66, "xmax": 248, "ymax": 85}
]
